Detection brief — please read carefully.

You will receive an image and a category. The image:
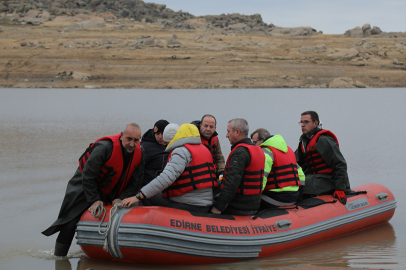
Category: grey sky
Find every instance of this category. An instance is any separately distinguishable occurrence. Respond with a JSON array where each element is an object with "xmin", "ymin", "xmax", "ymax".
[{"xmin": 150, "ymin": 0, "xmax": 406, "ymax": 34}]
